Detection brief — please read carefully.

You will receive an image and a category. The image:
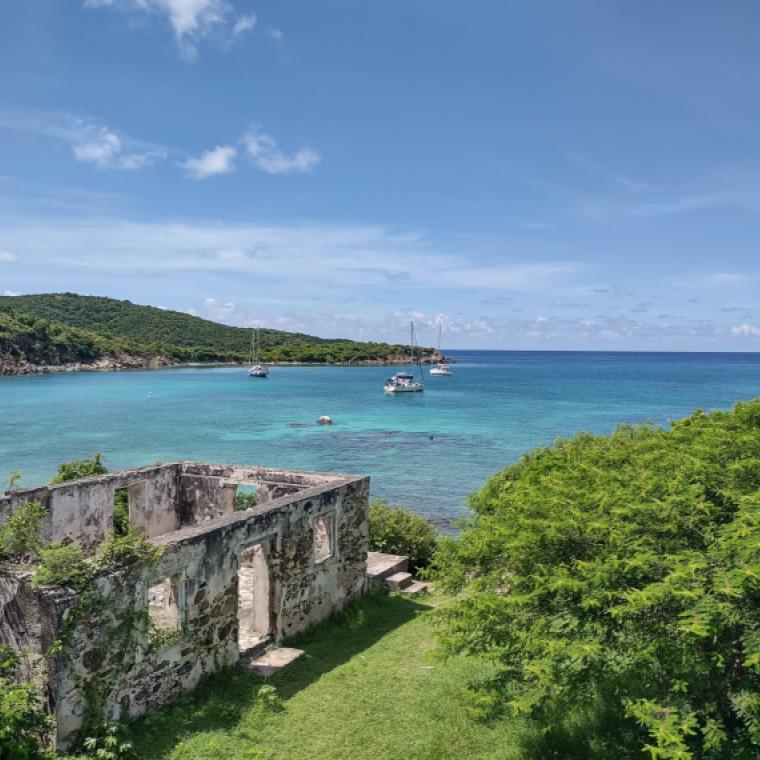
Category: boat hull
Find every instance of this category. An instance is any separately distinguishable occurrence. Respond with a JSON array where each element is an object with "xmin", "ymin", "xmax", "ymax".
[{"xmin": 384, "ymin": 383, "xmax": 424, "ymax": 393}]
